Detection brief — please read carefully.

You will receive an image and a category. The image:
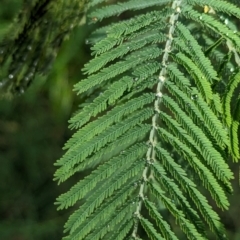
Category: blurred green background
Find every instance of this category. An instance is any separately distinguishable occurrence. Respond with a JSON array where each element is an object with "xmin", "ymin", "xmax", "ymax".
[
  {"xmin": 0, "ymin": 1, "xmax": 90, "ymax": 239},
  {"xmin": 0, "ymin": 1, "xmax": 239, "ymax": 240}
]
